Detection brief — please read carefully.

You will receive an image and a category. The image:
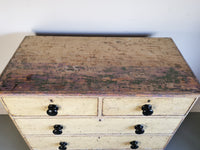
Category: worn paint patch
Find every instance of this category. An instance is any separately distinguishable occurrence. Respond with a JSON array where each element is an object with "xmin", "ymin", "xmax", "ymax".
[
  {"xmin": 0, "ymin": 36, "xmax": 199, "ymax": 95},
  {"xmin": 0, "ymin": 63, "xmax": 199, "ymax": 94}
]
